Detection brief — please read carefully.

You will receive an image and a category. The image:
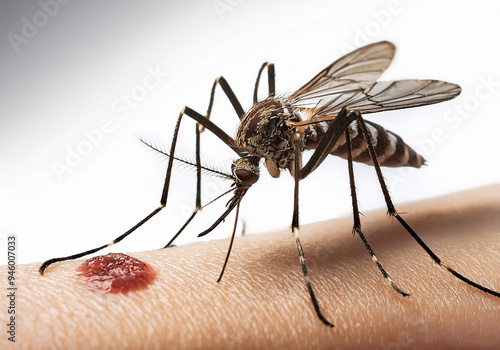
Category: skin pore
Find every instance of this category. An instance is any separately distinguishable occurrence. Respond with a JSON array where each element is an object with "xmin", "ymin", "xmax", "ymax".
[{"xmin": 1, "ymin": 185, "xmax": 499, "ymax": 349}]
